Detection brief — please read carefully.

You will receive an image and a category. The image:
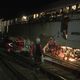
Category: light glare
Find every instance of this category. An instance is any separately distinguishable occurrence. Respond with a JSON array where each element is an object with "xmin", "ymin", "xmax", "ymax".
[{"xmin": 72, "ymin": 5, "xmax": 76, "ymax": 10}]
